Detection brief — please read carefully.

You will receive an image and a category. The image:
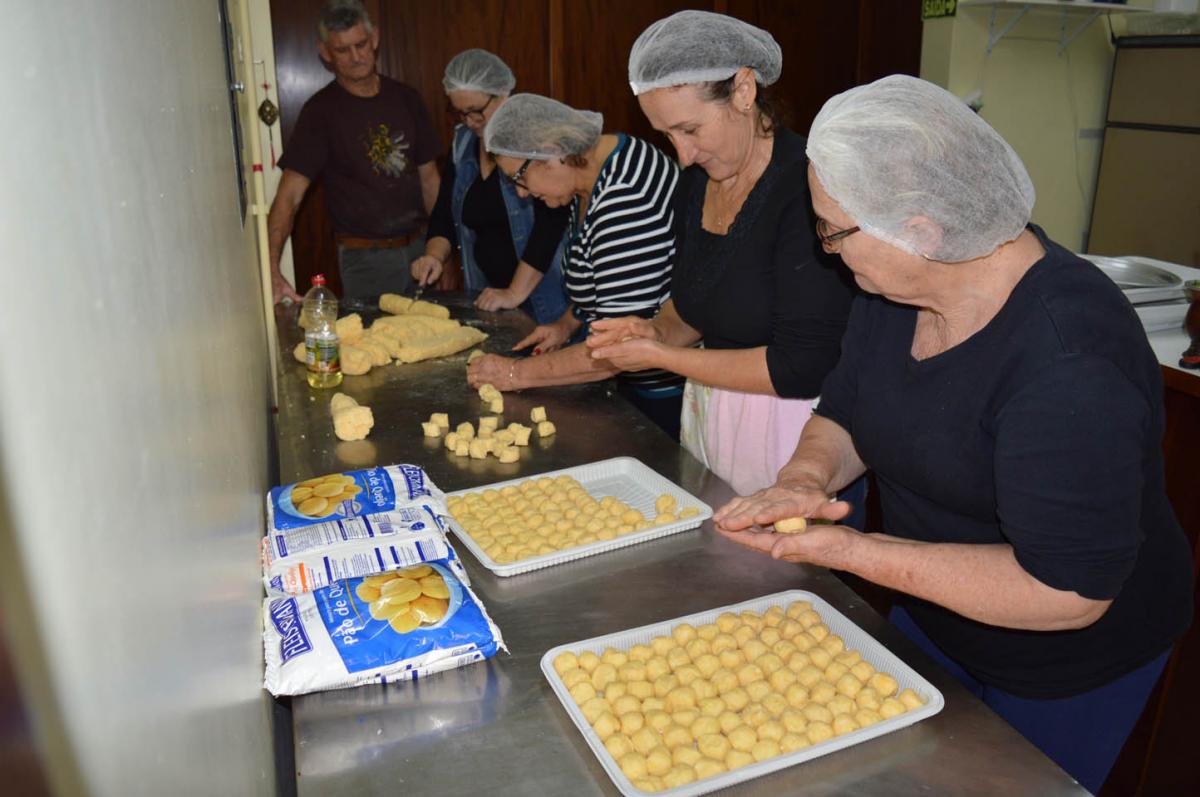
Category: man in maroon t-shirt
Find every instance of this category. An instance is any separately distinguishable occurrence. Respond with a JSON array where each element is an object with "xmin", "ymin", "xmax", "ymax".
[{"xmin": 268, "ymin": 0, "xmax": 441, "ymax": 303}]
